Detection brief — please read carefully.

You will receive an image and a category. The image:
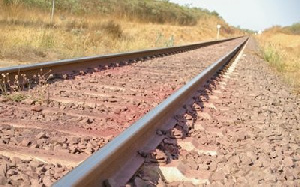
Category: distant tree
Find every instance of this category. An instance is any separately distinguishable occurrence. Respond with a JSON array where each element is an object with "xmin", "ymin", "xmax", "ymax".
[
  {"xmin": 184, "ymin": 3, "xmax": 192, "ymax": 8},
  {"xmin": 287, "ymin": 22, "xmax": 300, "ymax": 35},
  {"xmin": 211, "ymin": 10, "xmax": 219, "ymax": 17}
]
